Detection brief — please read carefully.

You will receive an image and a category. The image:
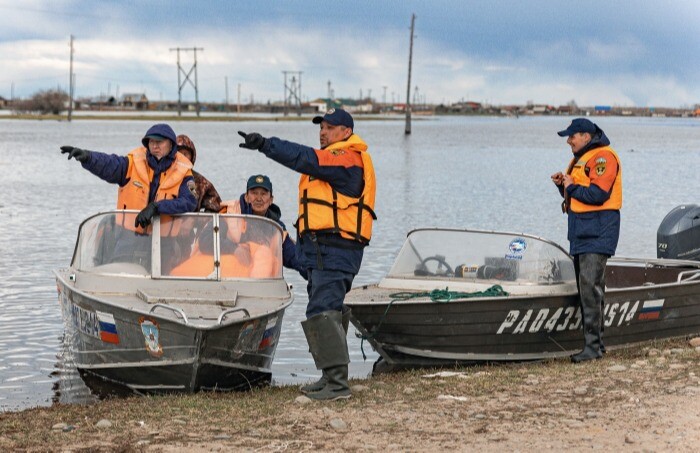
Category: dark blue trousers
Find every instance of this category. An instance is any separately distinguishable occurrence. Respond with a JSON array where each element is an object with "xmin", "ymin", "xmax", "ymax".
[{"xmin": 305, "ymin": 268, "xmax": 355, "ymax": 318}]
